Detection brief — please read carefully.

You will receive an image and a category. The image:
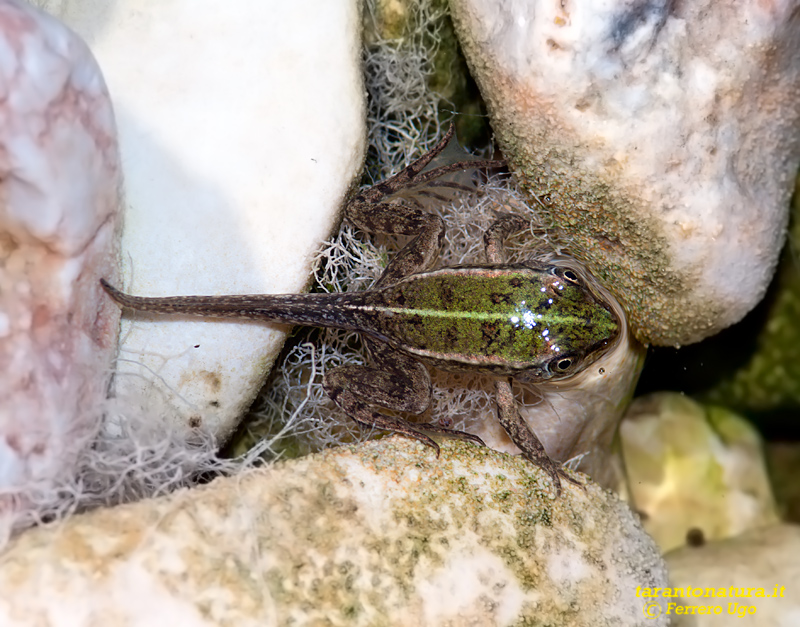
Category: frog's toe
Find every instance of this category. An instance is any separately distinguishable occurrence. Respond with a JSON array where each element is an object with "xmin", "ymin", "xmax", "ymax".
[
  {"xmin": 545, "ymin": 466, "xmax": 564, "ymax": 497},
  {"xmin": 417, "ymin": 423, "xmax": 486, "ymax": 448},
  {"xmin": 528, "ymin": 455, "xmax": 577, "ymax": 497},
  {"xmin": 557, "ymin": 467, "xmax": 584, "ymax": 490},
  {"xmin": 461, "ymin": 432, "xmax": 487, "ymax": 448},
  {"xmin": 397, "ymin": 428, "xmax": 441, "ymax": 456}
]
